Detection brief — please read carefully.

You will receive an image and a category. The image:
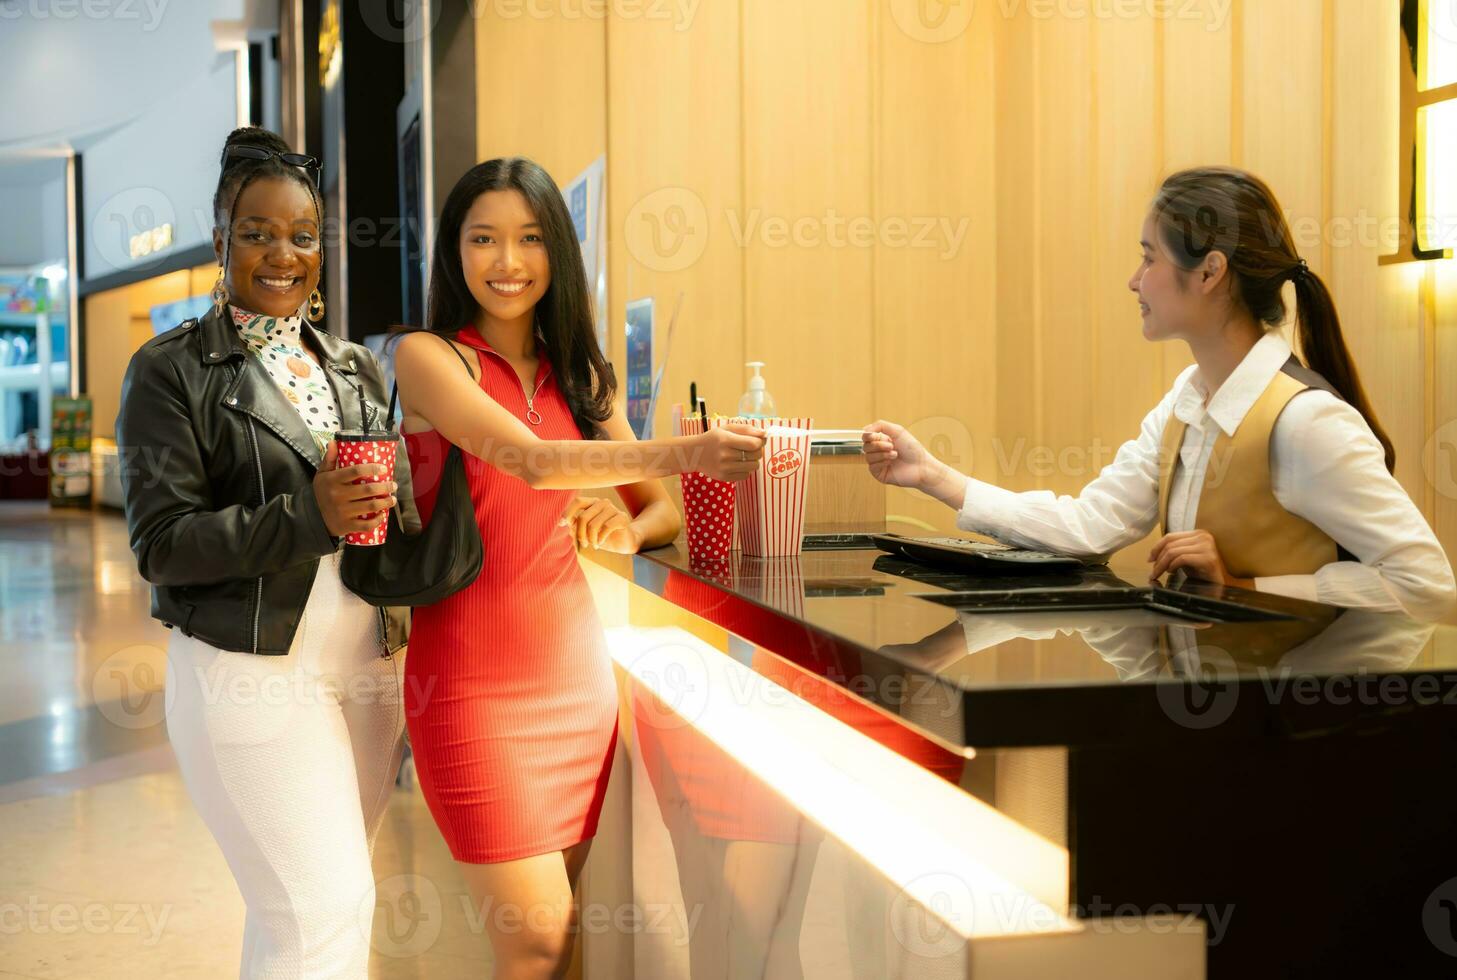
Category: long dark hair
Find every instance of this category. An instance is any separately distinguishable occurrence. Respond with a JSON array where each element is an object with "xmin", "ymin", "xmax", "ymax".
[
  {"xmin": 416, "ymin": 157, "xmax": 615, "ymax": 440},
  {"xmin": 1152, "ymin": 166, "xmax": 1395, "ymax": 472},
  {"xmin": 212, "ymin": 127, "xmax": 323, "ymax": 283}
]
